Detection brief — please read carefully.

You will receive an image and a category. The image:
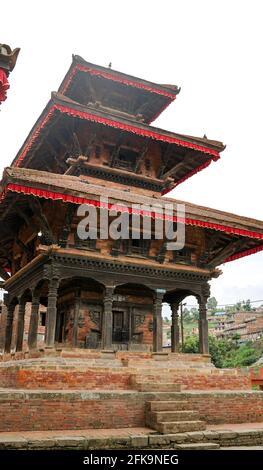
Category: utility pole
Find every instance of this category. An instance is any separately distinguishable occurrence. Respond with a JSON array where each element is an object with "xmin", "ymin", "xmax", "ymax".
[{"xmin": 180, "ymin": 302, "xmax": 186, "ymax": 349}]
